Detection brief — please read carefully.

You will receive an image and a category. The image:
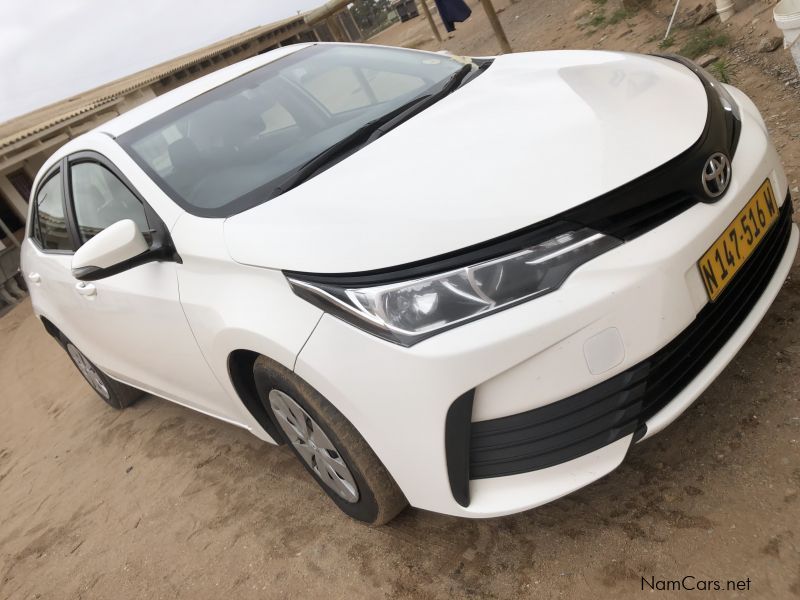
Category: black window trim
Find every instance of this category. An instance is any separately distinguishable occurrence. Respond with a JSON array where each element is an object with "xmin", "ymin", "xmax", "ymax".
[
  {"xmin": 63, "ymin": 150, "xmax": 168, "ymax": 250},
  {"xmin": 28, "ymin": 150, "xmax": 180, "ymax": 277},
  {"xmin": 28, "ymin": 159, "xmax": 74, "ymax": 255}
]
